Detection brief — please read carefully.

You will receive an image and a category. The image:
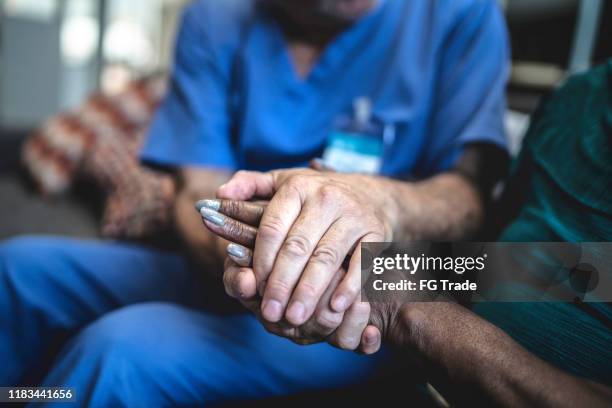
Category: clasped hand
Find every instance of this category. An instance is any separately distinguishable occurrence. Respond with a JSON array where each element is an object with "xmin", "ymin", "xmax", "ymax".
[{"xmin": 199, "ymin": 168, "xmax": 397, "ymax": 353}]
